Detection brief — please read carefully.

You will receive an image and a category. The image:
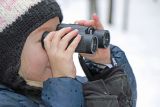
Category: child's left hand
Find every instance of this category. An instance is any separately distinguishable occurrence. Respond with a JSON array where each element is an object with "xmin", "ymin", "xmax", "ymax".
[{"xmin": 75, "ymin": 14, "xmax": 111, "ymax": 64}]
